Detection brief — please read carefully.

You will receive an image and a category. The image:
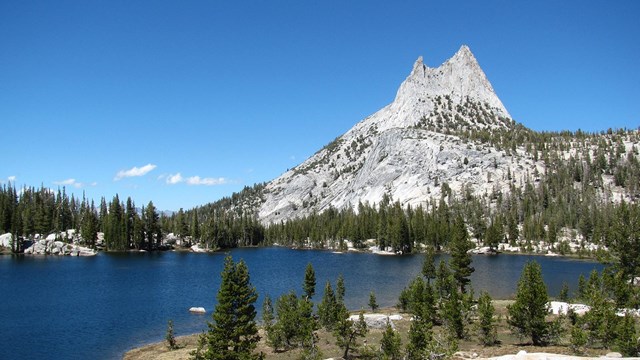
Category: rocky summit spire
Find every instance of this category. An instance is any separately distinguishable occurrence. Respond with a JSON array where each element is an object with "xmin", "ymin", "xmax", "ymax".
[
  {"xmin": 396, "ymin": 45, "xmax": 508, "ymax": 117},
  {"xmin": 257, "ymin": 46, "xmax": 517, "ymax": 224},
  {"xmin": 410, "ymin": 55, "xmax": 426, "ymax": 77}
]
